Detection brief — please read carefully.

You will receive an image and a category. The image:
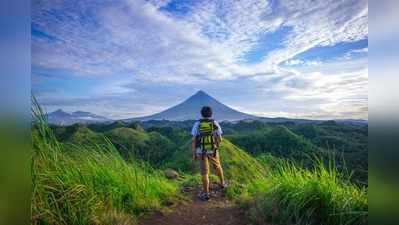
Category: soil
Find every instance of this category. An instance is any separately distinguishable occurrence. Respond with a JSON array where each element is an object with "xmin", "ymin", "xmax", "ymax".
[{"xmin": 138, "ymin": 183, "xmax": 251, "ymax": 225}]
